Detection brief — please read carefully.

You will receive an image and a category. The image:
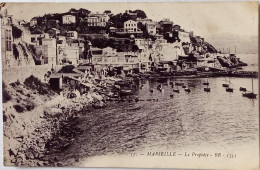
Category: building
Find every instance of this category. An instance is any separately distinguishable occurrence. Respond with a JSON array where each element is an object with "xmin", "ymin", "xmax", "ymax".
[
  {"xmin": 136, "ymin": 18, "xmax": 152, "ymax": 25},
  {"xmin": 34, "ymin": 38, "xmax": 57, "ymax": 65},
  {"xmin": 124, "ymin": 20, "xmax": 138, "ymax": 32},
  {"xmin": 146, "ymin": 21, "xmax": 156, "ymax": 35},
  {"xmin": 1, "ymin": 9, "xmax": 13, "ymax": 68},
  {"xmin": 158, "ymin": 18, "xmax": 173, "ymax": 35},
  {"xmin": 154, "ymin": 34, "xmax": 167, "ymax": 44},
  {"xmin": 30, "ymin": 33, "xmax": 49, "ymax": 45},
  {"xmin": 47, "ymin": 19, "xmax": 60, "ymax": 29},
  {"xmin": 47, "ymin": 28, "xmax": 60, "ymax": 38},
  {"xmin": 86, "ymin": 12, "xmax": 109, "ymax": 27},
  {"xmin": 66, "ymin": 31, "xmax": 78, "ymax": 39},
  {"xmin": 57, "ymin": 43, "xmax": 80, "ymax": 65},
  {"xmin": 30, "ymin": 17, "xmax": 37, "ymax": 27},
  {"xmin": 62, "ymin": 15, "xmax": 76, "ymax": 25}
]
